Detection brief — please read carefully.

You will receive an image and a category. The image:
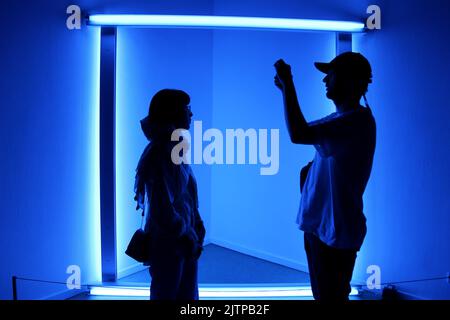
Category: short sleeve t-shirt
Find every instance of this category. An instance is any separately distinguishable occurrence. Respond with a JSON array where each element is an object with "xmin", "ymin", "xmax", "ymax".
[{"xmin": 297, "ymin": 107, "xmax": 376, "ymax": 251}]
